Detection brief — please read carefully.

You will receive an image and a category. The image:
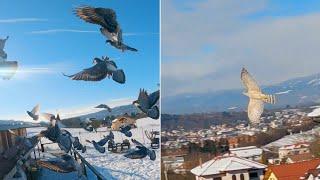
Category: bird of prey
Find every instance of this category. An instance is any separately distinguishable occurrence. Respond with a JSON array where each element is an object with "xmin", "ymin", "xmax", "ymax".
[
  {"xmin": 119, "ymin": 124, "xmax": 132, "ymax": 137},
  {"xmin": 27, "ymin": 104, "xmax": 40, "ymax": 121},
  {"xmin": 133, "ymin": 89, "xmax": 160, "ymax": 119},
  {"xmin": 95, "ymin": 104, "xmax": 112, "ymax": 112},
  {"xmin": 241, "ymin": 68, "xmax": 276, "ymax": 124},
  {"xmin": 75, "ymin": 6, "xmax": 137, "ymax": 52},
  {"xmin": 97, "ymin": 131, "xmax": 114, "ymax": 146},
  {"xmin": 86, "ymin": 140, "xmax": 105, "ymax": 153},
  {"xmin": 124, "ymin": 139, "xmax": 156, "ymax": 160},
  {"xmin": 63, "ymin": 56, "xmax": 125, "ymax": 84}
]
